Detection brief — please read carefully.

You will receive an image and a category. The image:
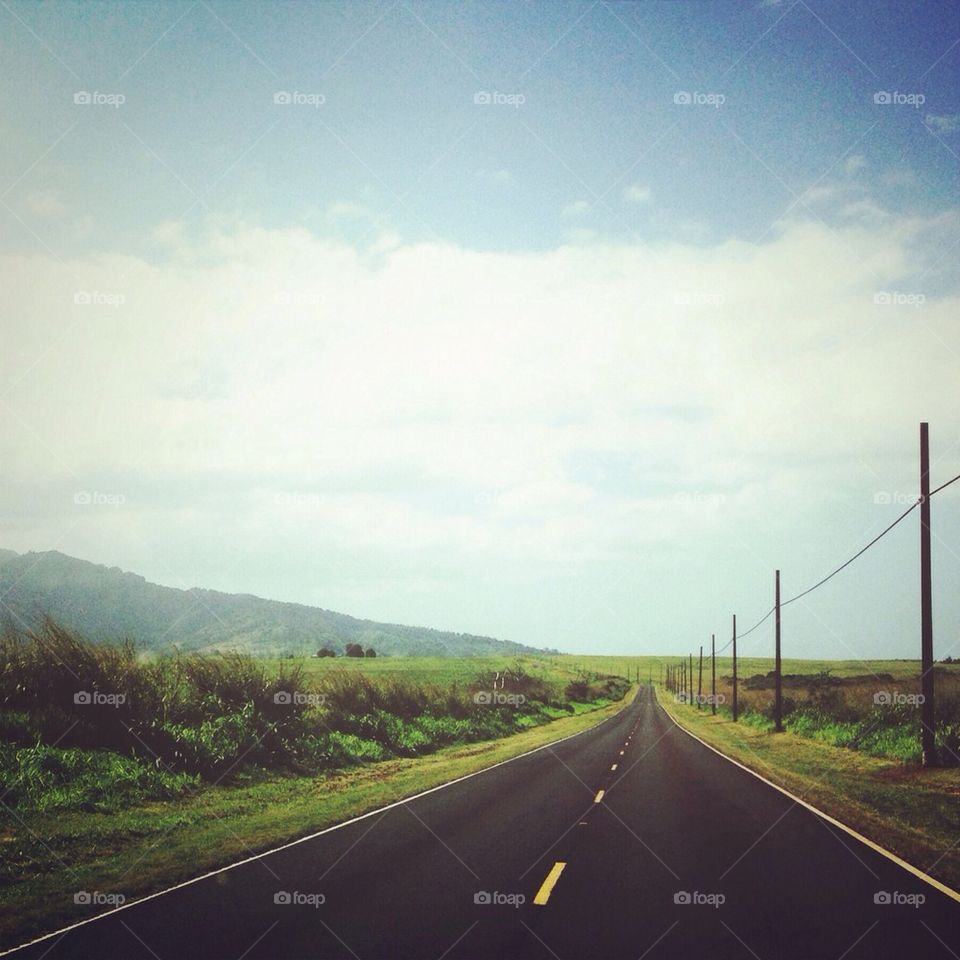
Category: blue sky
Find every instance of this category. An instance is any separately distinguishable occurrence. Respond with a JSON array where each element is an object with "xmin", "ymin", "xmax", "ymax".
[{"xmin": 1, "ymin": 1, "xmax": 959, "ymax": 659}]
